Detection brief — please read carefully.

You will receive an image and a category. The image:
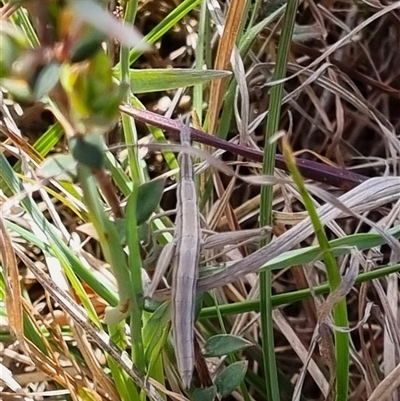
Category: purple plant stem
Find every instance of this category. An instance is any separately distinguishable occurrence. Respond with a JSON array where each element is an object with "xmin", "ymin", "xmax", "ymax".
[{"xmin": 120, "ymin": 104, "xmax": 368, "ymax": 190}]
